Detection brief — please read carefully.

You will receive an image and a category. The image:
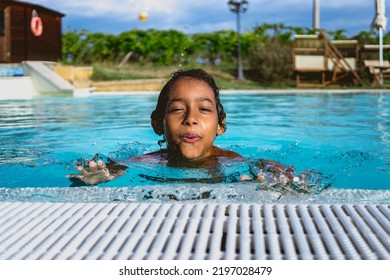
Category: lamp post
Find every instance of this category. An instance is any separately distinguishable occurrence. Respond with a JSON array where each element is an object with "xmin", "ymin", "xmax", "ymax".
[
  {"xmin": 228, "ymin": 0, "xmax": 248, "ymax": 80},
  {"xmin": 313, "ymin": 0, "xmax": 320, "ymax": 30}
]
